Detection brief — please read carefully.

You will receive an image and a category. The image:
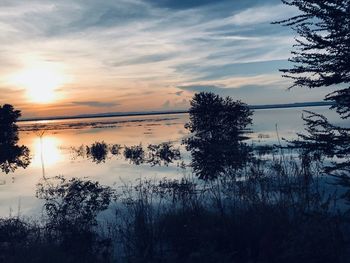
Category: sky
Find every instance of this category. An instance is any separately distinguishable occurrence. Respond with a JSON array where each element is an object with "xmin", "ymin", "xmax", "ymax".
[{"xmin": 0, "ymin": 0, "xmax": 337, "ymax": 118}]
